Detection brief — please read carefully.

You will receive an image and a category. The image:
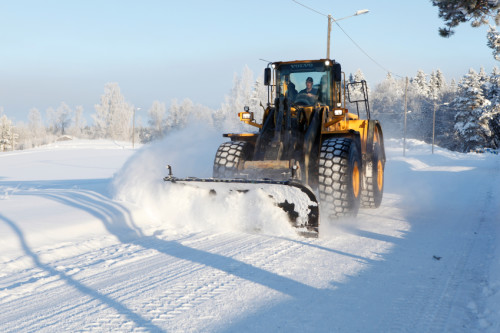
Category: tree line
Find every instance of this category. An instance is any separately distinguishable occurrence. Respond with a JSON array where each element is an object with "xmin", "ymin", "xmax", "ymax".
[
  {"xmin": 1, "ymin": 65, "xmax": 499, "ymax": 153},
  {"xmin": 367, "ymin": 66, "xmax": 500, "ymax": 152}
]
